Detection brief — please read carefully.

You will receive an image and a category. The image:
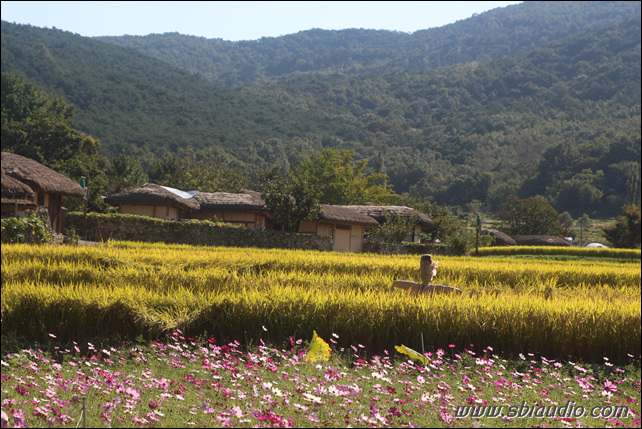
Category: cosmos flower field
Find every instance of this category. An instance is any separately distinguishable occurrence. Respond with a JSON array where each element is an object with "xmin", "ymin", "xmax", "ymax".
[
  {"xmin": 1, "ymin": 242, "xmax": 640, "ymax": 427},
  {"xmin": 2, "ymin": 330, "xmax": 640, "ymax": 428}
]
